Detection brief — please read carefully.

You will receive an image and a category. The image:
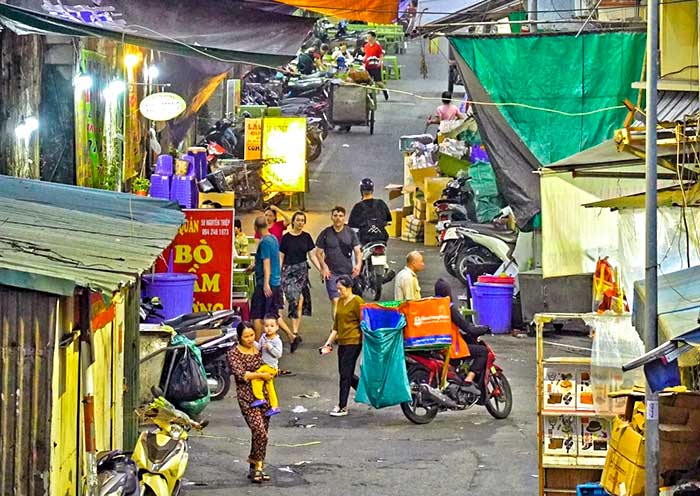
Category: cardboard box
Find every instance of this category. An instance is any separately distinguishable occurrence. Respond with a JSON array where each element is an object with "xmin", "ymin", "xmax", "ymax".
[
  {"xmin": 409, "ymin": 165, "xmax": 437, "ymax": 186},
  {"xmin": 424, "ymin": 177, "xmax": 450, "ymax": 205},
  {"xmin": 413, "ymin": 197, "xmax": 426, "ymax": 220},
  {"xmin": 401, "ymin": 215, "xmax": 424, "ymax": 242},
  {"xmin": 577, "ymin": 368, "xmax": 595, "ymax": 411},
  {"xmin": 602, "ymin": 417, "xmax": 645, "ymax": 496},
  {"xmin": 543, "ymin": 414, "xmax": 577, "ymax": 456},
  {"xmin": 424, "ymin": 221, "xmax": 438, "ymax": 247},
  {"xmin": 199, "ymin": 191, "xmax": 235, "ymax": 208},
  {"xmin": 543, "ymin": 365, "xmax": 577, "ymax": 411},
  {"xmin": 577, "ymin": 416, "xmax": 611, "ymax": 457},
  {"xmin": 388, "ymin": 209, "xmax": 404, "ymax": 238}
]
